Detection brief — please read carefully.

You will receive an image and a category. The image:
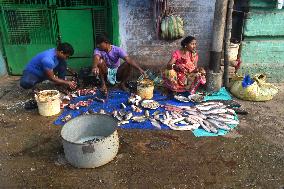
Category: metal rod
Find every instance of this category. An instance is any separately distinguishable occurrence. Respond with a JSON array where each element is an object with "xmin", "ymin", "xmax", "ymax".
[
  {"xmin": 209, "ymin": 0, "xmax": 229, "ymax": 73},
  {"xmin": 224, "ymin": 0, "xmax": 234, "ymax": 88}
]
